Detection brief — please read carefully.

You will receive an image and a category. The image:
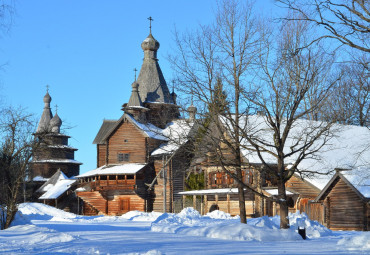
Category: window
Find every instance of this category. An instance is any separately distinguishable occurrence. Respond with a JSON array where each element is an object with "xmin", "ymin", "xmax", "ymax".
[
  {"xmin": 124, "ymin": 139, "xmax": 128, "ymax": 143},
  {"xmin": 118, "ymin": 153, "xmax": 130, "ymax": 162},
  {"xmin": 242, "ymin": 169, "xmax": 253, "ymax": 184}
]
